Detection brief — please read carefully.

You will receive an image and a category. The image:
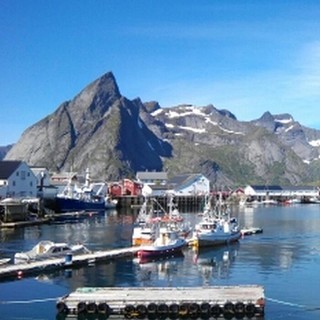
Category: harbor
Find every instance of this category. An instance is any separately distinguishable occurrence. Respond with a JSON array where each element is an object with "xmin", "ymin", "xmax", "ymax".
[{"xmin": 1, "ymin": 204, "xmax": 320, "ymax": 319}]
